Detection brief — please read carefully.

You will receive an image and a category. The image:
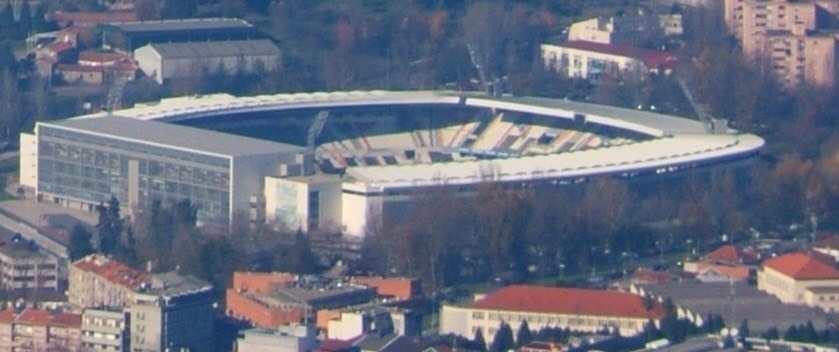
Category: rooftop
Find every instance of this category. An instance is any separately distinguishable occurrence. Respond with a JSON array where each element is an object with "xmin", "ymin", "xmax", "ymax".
[
  {"xmin": 763, "ymin": 252, "xmax": 839, "ymax": 280},
  {"xmin": 141, "ymin": 39, "xmax": 280, "ymax": 59},
  {"xmin": 546, "ymin": 41, "xmax": 678, "ymax": 70},
  {"xmin": 105, "ymin": 17, "xmax": 253, "ymax": 33},
  {"xmin": 50, "ymin": 11, "xmax": 137, "ymax": 24},
  {"xmin": 703, "ymin": 245, "xmax": 758, "ymax": 265},
  {"xmin": 72, "ymin": 254, "xmax": 150, "ymax": 290},
  {"xmin": 634, "ymin": 280, "xmax": 832, "ymax": 334},
  {"xmin": 146, "ymin": 272, "xmax": 212, "ymax": 298},
  {"xmin": 41, "ymin": 116, "xmax": 304, "ymax": 158},
  {"xmin": 470, "ymin": 285, "xmax": 664, "ymax": 320},
  {"xmin": 0, "ymin": 309, "xmax": 81, "ymax": 327}
]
